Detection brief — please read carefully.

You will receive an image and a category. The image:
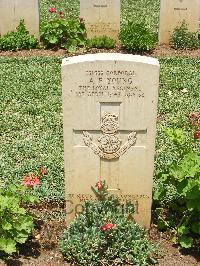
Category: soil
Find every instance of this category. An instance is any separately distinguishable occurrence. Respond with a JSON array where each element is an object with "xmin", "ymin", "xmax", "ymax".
[
  {"xmin": 0, "ymin": 202, "xmax": 199, "ymax": 266},
  {"xmin": 0, "ymin": 45, "xmax": 200, "ymax": 58}
]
